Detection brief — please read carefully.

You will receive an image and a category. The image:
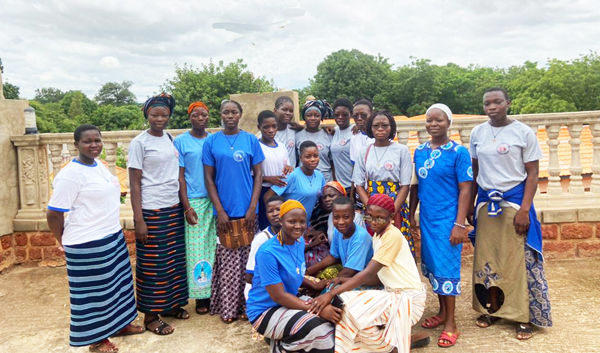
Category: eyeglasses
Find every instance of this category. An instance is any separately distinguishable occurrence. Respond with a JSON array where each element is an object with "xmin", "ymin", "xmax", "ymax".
[{"xmin": 363, "ymin": 215, "xmax": 389, "ymax": 224}]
